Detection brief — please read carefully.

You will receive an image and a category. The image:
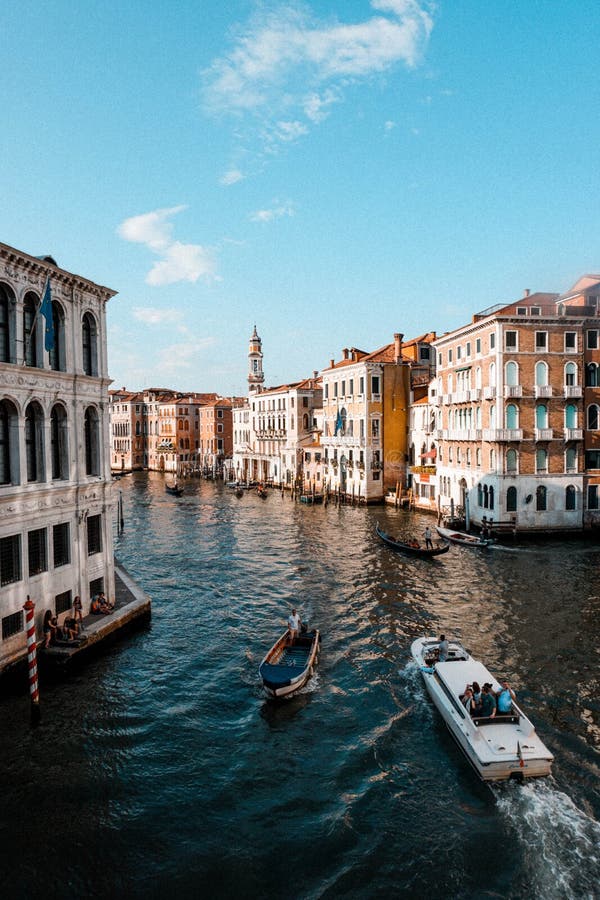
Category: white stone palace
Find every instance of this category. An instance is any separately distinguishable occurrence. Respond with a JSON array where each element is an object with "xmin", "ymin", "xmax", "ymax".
[{"xmin": 0, "ymin": 242, "xmax": 117, "ymax": 673}]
